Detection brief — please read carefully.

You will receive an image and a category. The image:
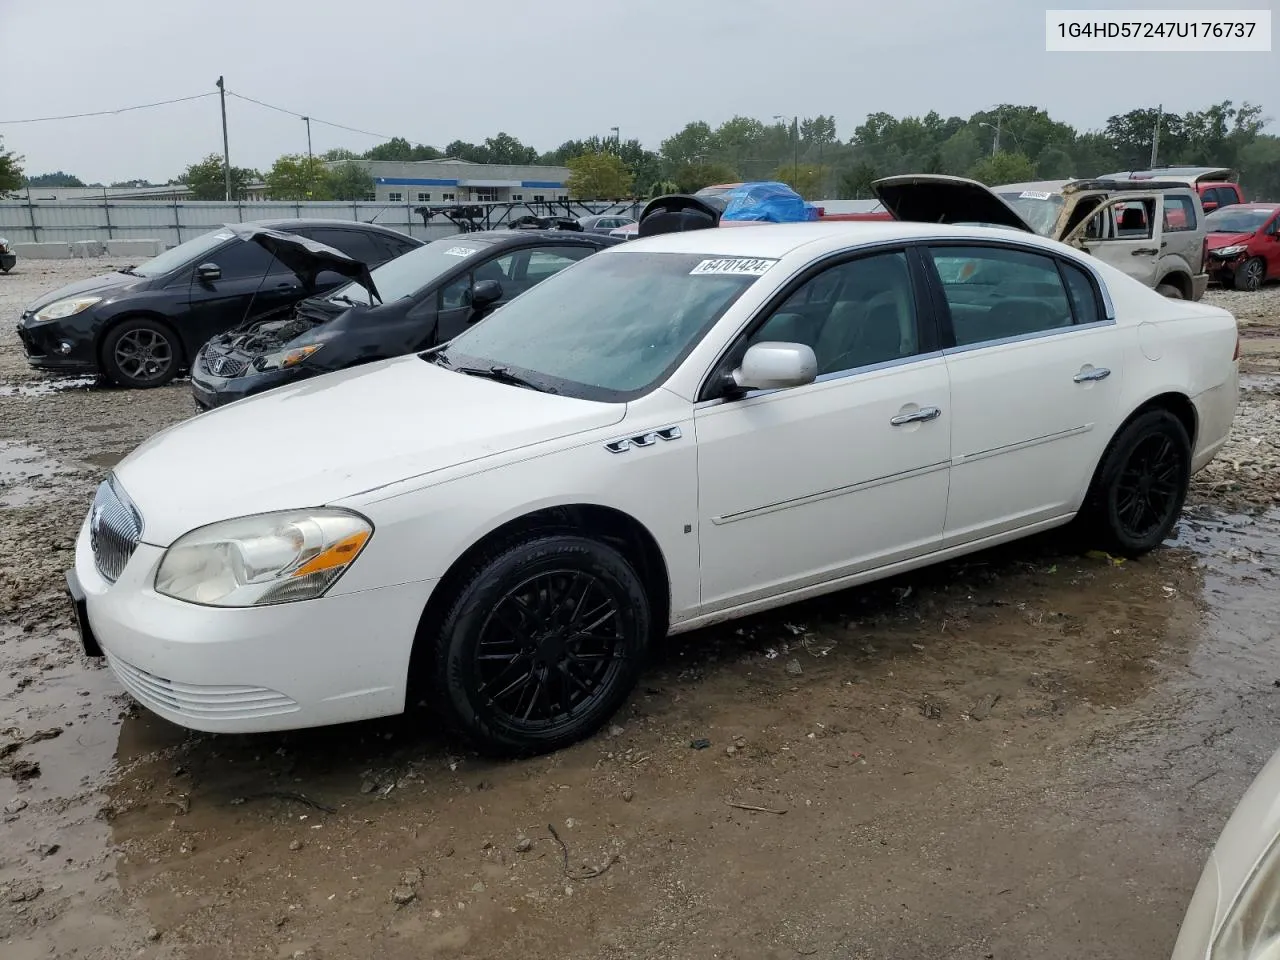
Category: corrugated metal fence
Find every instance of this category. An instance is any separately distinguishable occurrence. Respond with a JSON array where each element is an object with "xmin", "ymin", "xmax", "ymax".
[{"xmin": 0, "ymin": 199, "xmax": 646, "ymax": 246}]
